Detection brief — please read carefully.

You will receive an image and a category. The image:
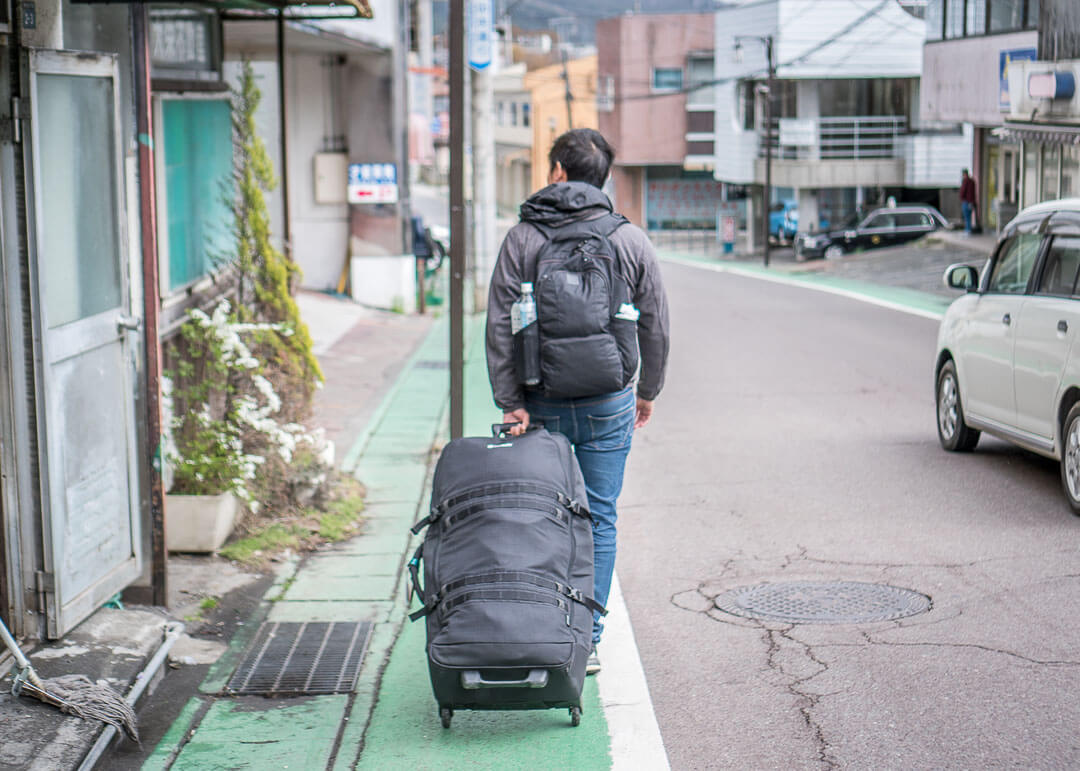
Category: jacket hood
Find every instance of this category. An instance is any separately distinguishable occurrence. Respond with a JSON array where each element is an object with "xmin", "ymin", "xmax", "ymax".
[{"xmin": 519, "ymin": 181, "xmax": 613, "ymax": 228}]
